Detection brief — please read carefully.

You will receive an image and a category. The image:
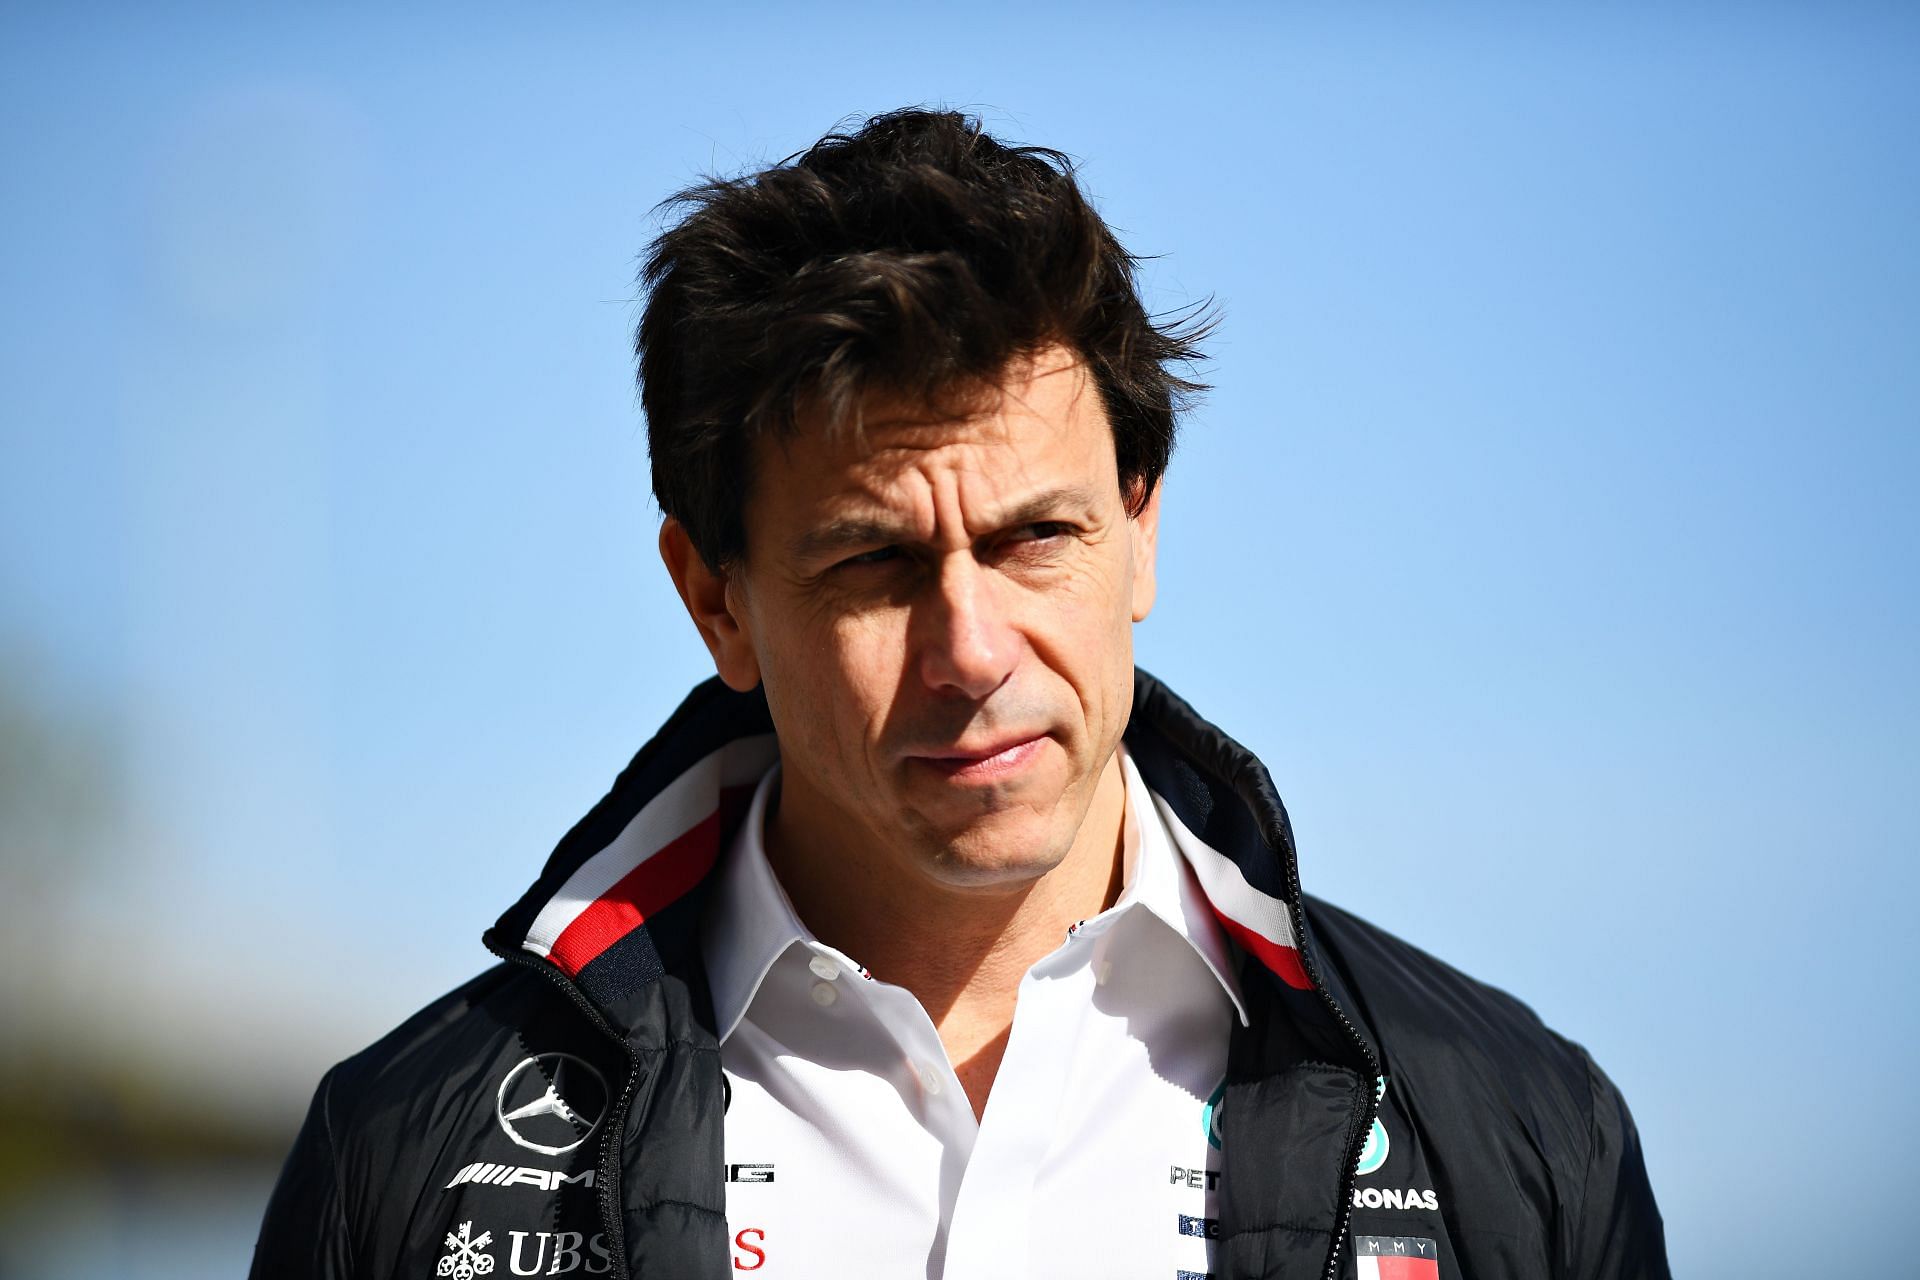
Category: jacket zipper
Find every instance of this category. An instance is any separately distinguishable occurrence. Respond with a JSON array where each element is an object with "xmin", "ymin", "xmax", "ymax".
[
  {"xmin": 484, "ymin": 934, "xmax": 639, "ymax": 1280},
  {"xmin": 1283, "ymin": 894, "xmax": 1381, "ymax": 1280}
]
